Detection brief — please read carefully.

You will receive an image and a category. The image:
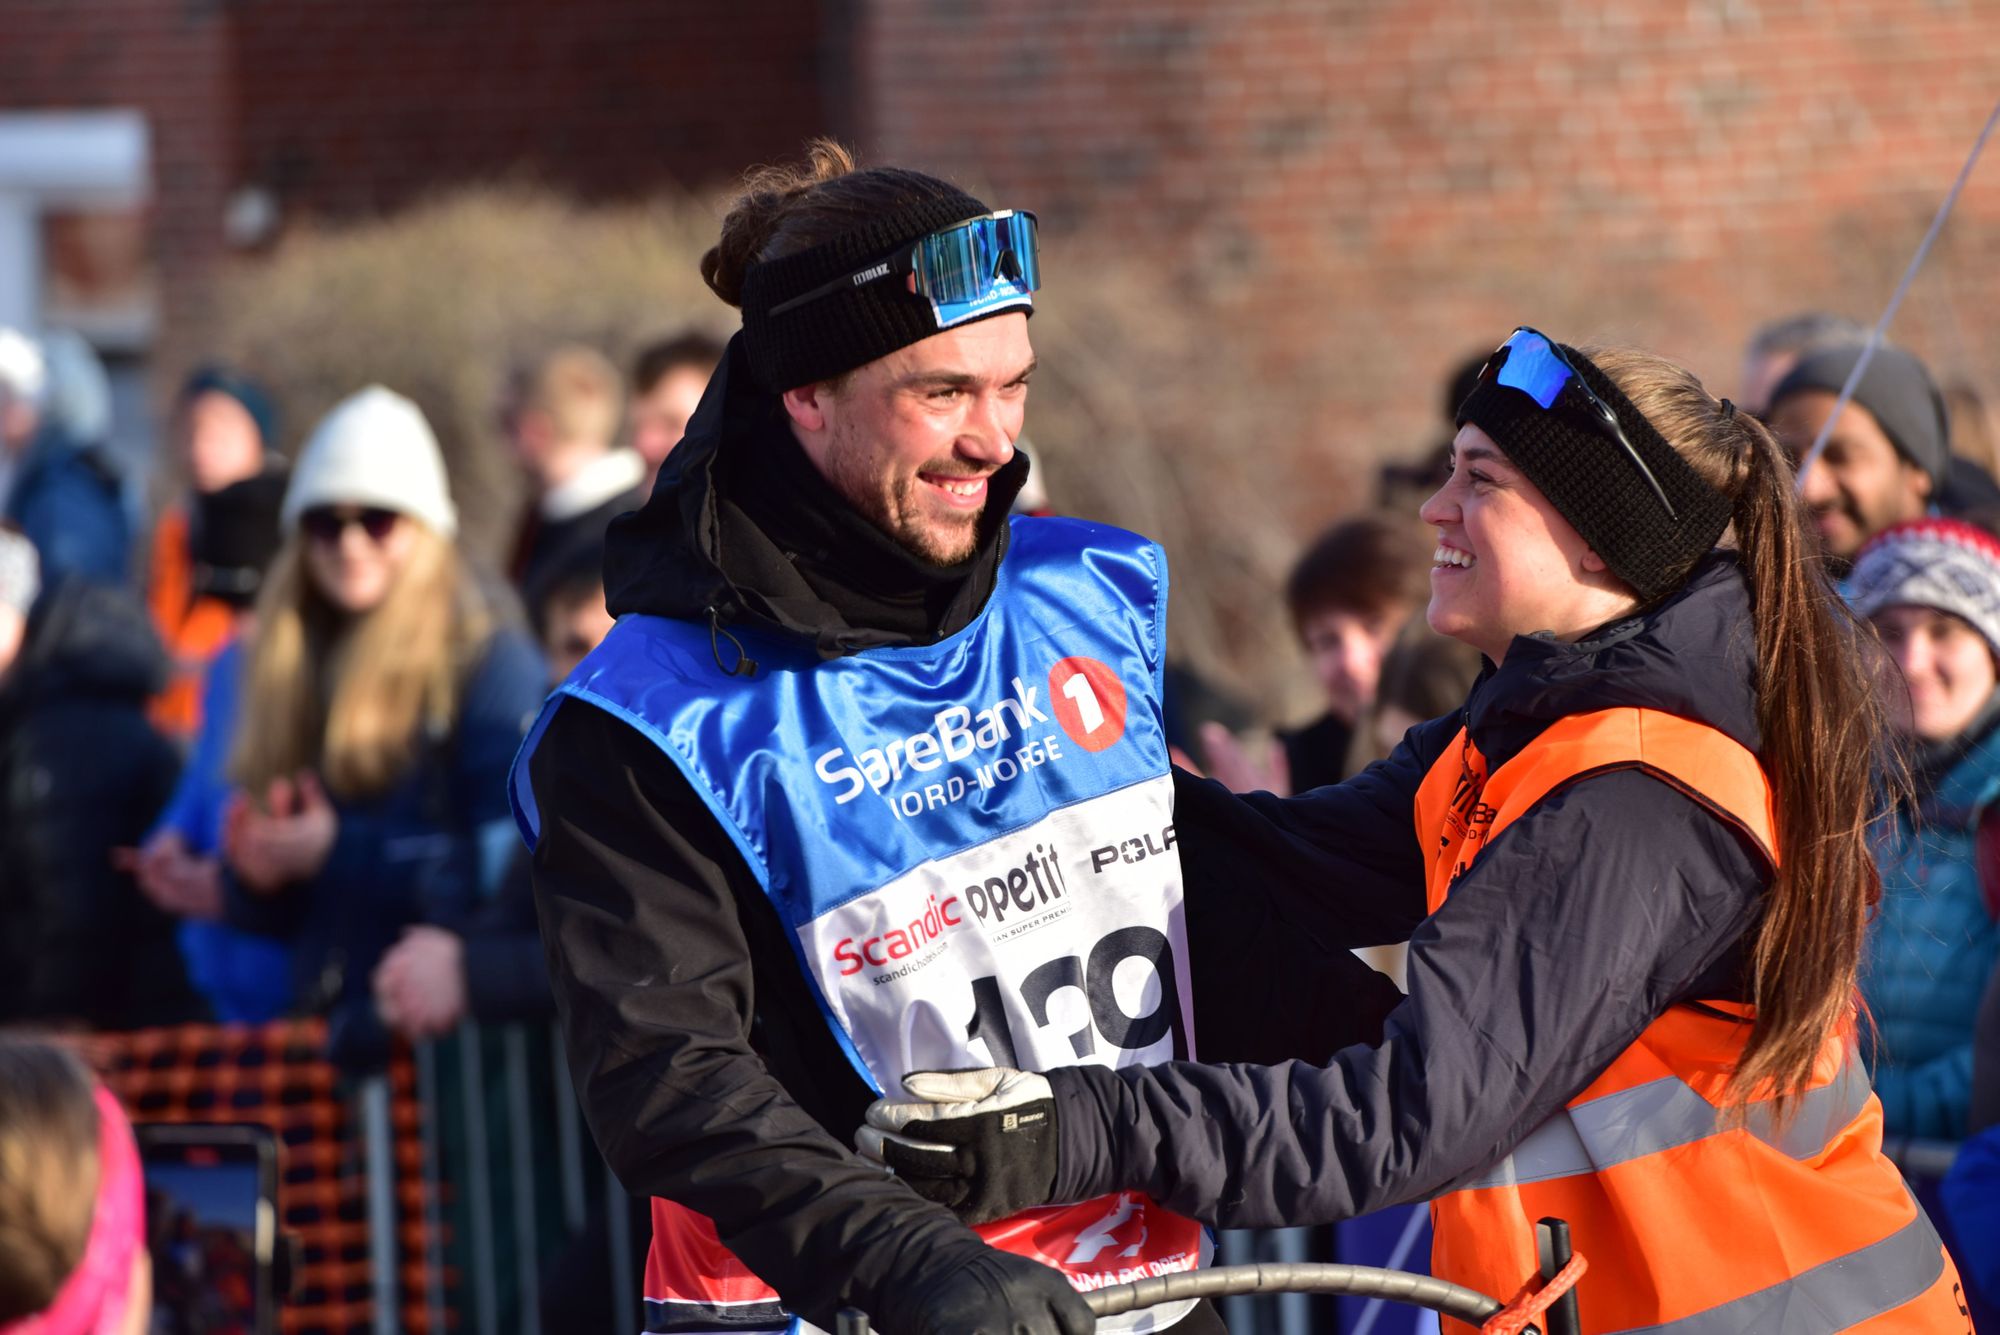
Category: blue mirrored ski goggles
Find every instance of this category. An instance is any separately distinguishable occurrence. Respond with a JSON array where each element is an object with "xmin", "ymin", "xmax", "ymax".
[
  {"xmin": 769, "ymin": 210, "xmax": 1040, "ymax": 330},
  {"xmin": 1476, "ymin": 326, "xmax": 1678, "ymax": 519}
]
